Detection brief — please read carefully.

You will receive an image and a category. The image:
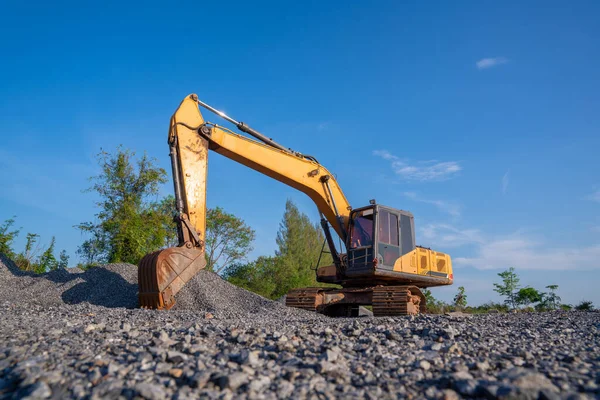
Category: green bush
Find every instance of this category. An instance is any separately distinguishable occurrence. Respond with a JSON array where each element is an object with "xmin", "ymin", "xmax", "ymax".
[
  {"xmin": 468, "ymin": 301, "xmax": 509, "ymax": 314},
  {"xmin": 0, "ymin": 217, "xmax": 19, "ymax": 258},
  {"xmin": 575, "ymin": 300, "xmax": 594, "ymax": 311}
]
